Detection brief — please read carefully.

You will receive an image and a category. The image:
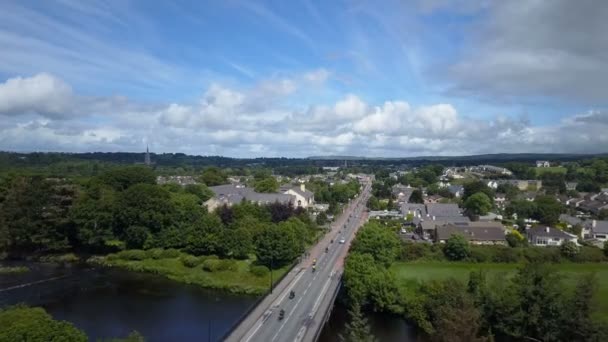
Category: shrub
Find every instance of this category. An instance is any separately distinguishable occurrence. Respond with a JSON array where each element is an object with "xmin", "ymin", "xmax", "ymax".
[
  {"xmin": 180, "ymin": 255, "xmax": 201, "ymax": 268},
  {"xmin": 250, "ymin": 265, "xmax": 270, "ymax": 277},
  {"xmin": 523, "ymin": 247, "xmax": 562, "ymax": 263},
  {"xmin": 217, "ymin": 259, "xmax": 238, "ymax": 271},
  {"xmin": 400, "ymin": 242, "xmax": 432, "ymax": 261},
  {"xmin": 560, "ymin": 241, "xmax": 579, "ymax": 259},
  {"xmin": 159, "ymin": 248, "xmax": 181, "ymax": 259},
  {"xmin": 443, "ymin": 235, "xmax": 470, "ymax": 261},
  {"xmin": 573, "ymin": 246, "xmax": 606, "ymax": 263},
  {"xmin": 147, "ymin": 248, "xmax": 164, "ymax": 259},
  {"xmin": 491, "ymin": 246, "xmax": 522, "ymax": 263},
  {"xmin": 116, "ymin": 249, "xmax": 148, "ymax": 261},
  {"xmin": 40, "ymin": 253, "xmax": 80, "ymax": 263},
  {"xmin": 0, "ymin": 266, "xmax": 29, "ymax": 274},
  {"xmin": 202, "ymin": 259, "xmax": 221, "ymax": 272}
]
